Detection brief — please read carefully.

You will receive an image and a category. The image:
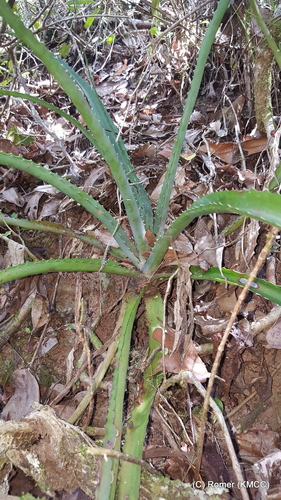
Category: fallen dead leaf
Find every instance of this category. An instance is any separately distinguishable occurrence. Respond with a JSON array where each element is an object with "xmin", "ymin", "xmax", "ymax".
[
  {"xmin": 241, "ymin": 136, "xmax": 267, "ymax": 155},
  {"xmin": 31, "ymin": 293, "xmax": 49, "ymax": 330},
  {"xmin": 1, "ymin": 187, "xmax": 25, "ymax": 207},
  {"xmin": 4, "ymin": 239, "xmax": 25, "ymax": 267},
  {"xmin": 200, "ymin": 135, "xmax": 268, "ymax": 164},
  {"xmin": 236, "ymin": 429, "xmax": 279, "ymax": 458},
  {"xmin": 1, "ymin": 369, "xmax": 40, "ymax": 421},
  {"xmin": 0, "ymin": 138, "xmax": 21, "ymax": 155},
  {"xmin": 152, "ymin": 328, "xmax": 209, "ymax": 383},
  {"xmin": 94, "ymin": 228, "xmax": 119, "ymax": 248},
  {"xmin": 200, "ymin": 141, "xmax": 238, "ymax": 164},
  {"xmin": 266, "ymin": 318, "xmax": 281, "ymax": 348}
]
